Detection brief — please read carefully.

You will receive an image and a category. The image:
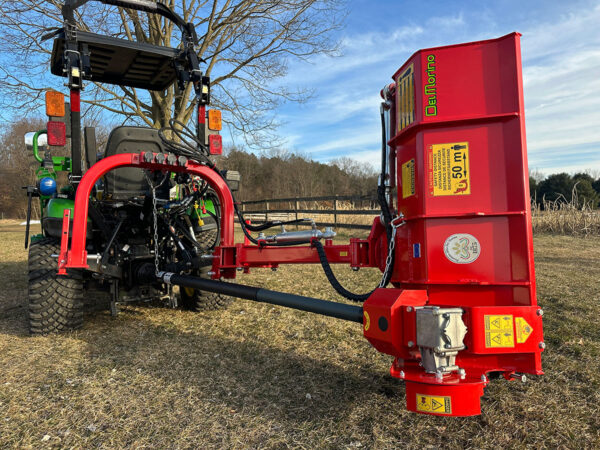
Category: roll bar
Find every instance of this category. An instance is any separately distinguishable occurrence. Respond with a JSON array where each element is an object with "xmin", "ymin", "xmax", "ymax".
[{"xmin": 61, "ymin": 0, "xmax": 197, "ymax": 44}]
